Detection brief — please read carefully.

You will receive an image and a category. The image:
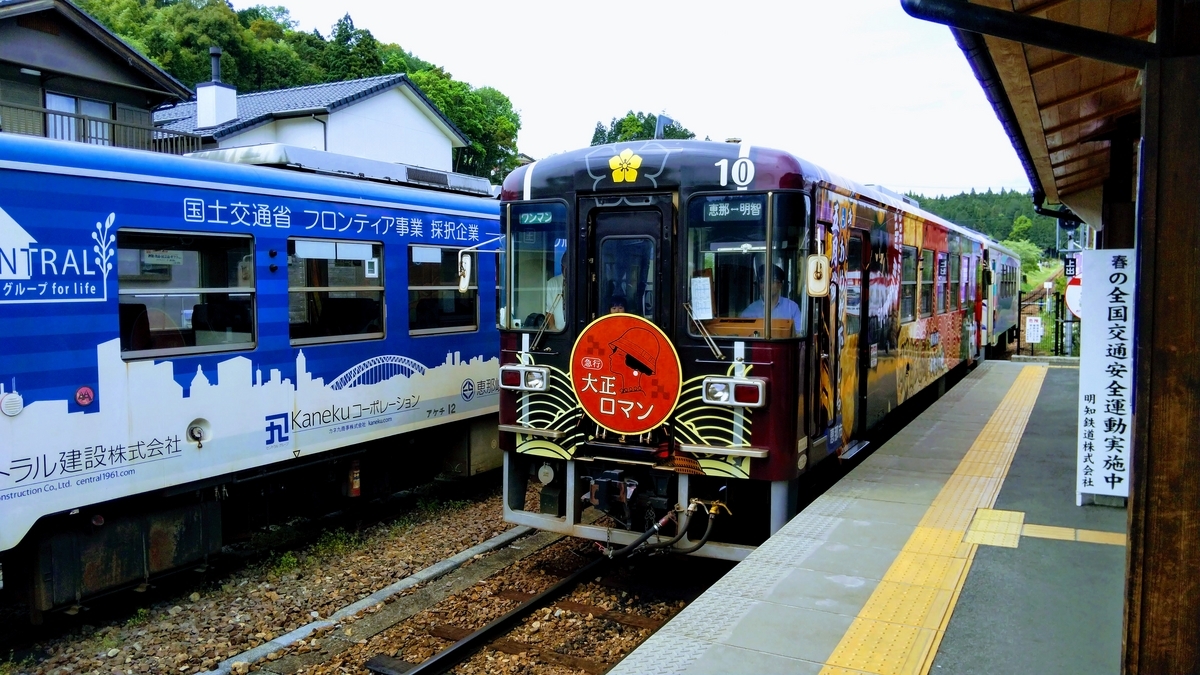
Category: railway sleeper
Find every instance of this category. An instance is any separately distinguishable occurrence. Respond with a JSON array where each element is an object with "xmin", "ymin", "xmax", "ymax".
[{"xmin": 378, "ymin": 624, "xmax": 609, "ymax": 675}]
